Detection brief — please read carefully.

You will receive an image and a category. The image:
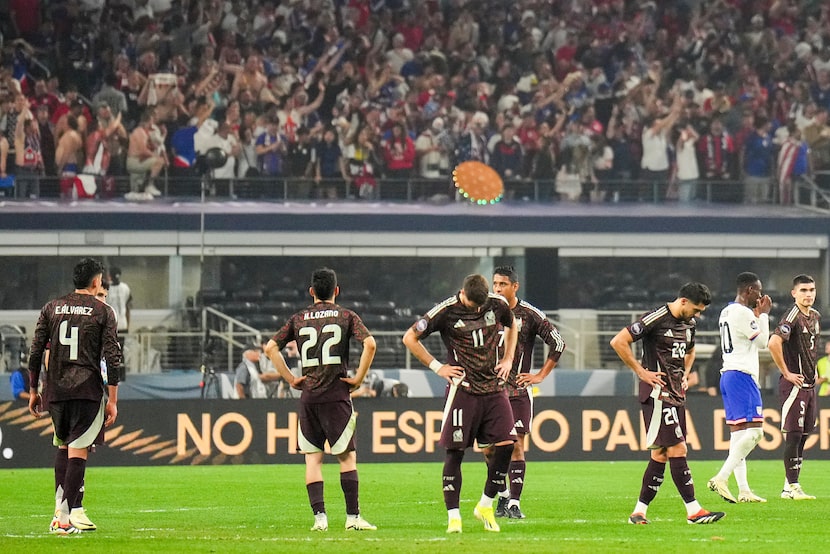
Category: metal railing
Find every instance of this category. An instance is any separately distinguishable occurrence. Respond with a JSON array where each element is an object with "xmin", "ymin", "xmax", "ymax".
[{"xmin": 3, "ymin": 173, "xmax": 823, "ymax": 208}]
